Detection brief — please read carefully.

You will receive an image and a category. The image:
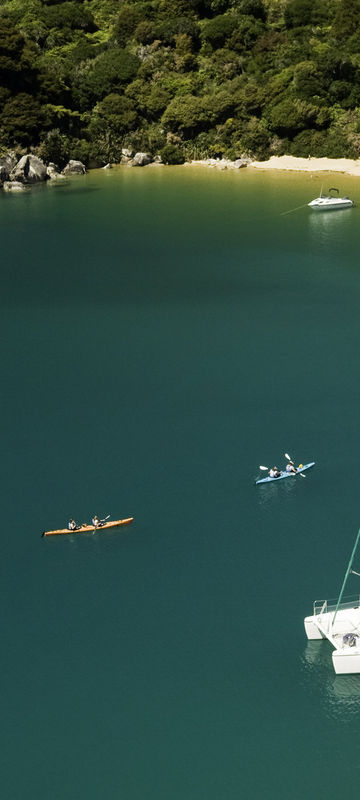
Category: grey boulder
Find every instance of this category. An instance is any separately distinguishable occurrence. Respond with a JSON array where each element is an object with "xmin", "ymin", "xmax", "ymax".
[
  {"xmin": 3, "ymin": 181, "xmax": 28, "ymax": 192},
  {"xmin": 62, "ymin": 160, "xmax": 86, "ymax": 175},
  {"xmin": 0, "ymin": 152, "xmax": 18, "ymax": 182},
  {"xmin": 11, "ymin": 154, "xmax": 47, "ymax": 183},
  {"xmin": 46, "ymin": 162, "xmax": 65, "ymax": 180},
  {"xmin": 131, "ymin": 152, "xmax": 153, "ymax": 167},
  {"xmin": 233, "ymin": 157, "xmax": 251, "ymax": 168}
]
